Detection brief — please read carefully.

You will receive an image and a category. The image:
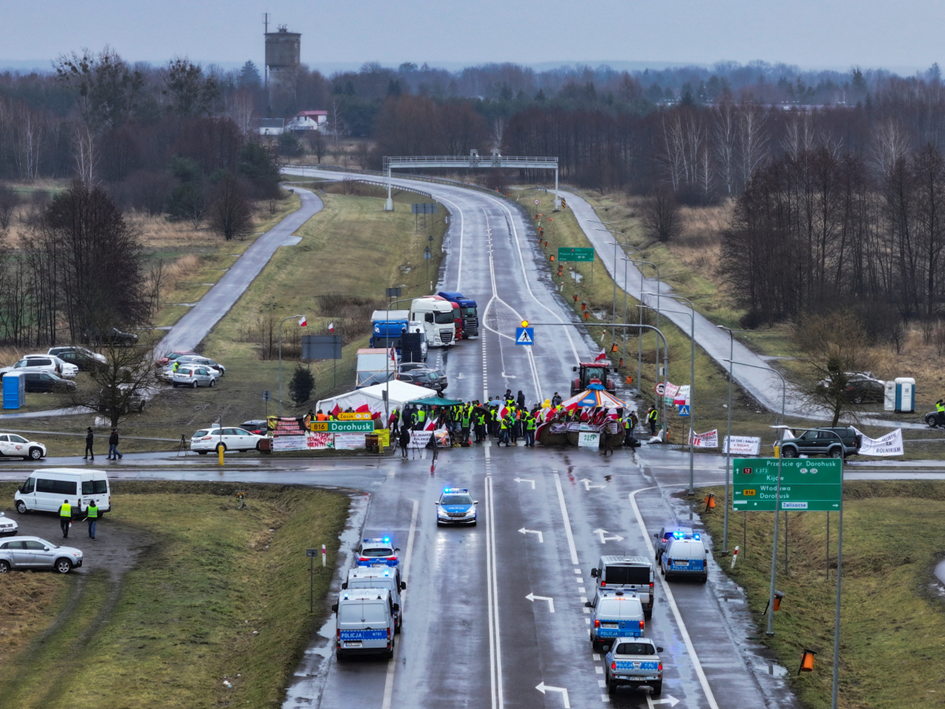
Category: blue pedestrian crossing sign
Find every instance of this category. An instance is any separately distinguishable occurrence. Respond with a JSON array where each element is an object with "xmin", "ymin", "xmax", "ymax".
[
  {"xmin": 677, "ymin": 404, "xmax": 690, "ymax": 417},
  {"xmin": 515, "ymin": 327, "xmax": 534, "ymax": 345}
]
